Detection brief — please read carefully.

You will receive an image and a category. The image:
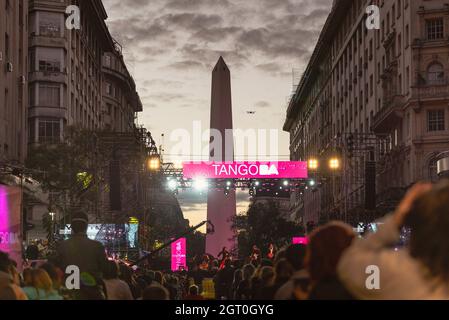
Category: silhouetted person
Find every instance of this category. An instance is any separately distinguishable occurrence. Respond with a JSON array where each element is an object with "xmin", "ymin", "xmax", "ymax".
[{"xmin": 54, "ymin": 212, "xmax": 108, "ymax": 283}]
